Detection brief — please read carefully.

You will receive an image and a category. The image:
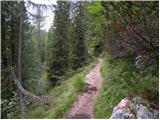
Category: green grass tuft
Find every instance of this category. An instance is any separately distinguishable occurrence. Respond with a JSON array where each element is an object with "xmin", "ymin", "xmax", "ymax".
[
  {"xmin": 72, "ymin": 74, "xmax": 85, "ymax": 92},
  {"xmin": 27, "ymin": 105, "xmax": 46, "ymax": 119}
]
